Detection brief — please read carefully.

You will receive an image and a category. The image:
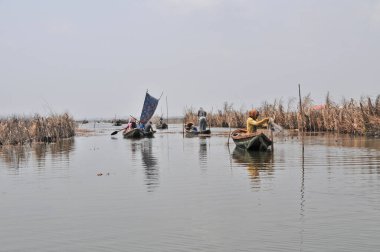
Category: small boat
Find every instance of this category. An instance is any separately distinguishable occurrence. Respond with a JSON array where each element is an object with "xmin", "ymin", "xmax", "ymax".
[
  {"xmin": 184, "ymin": 122, "xmax": 211, "ymax": 137},
  {"xmin": 185, "ymin": 129, "xmax": 211, "ymax": 137},
  {"xmin": 119, "ymin": 91, "xmax": 160, "ymax": 139},
  {"xmin": 123, "ymin": 128, "xmax": 155, "ymax": 139},
  {"xmin": 113, "ymin": 119, "xmax": 127, "ymax": 126},
  {"xmin": 156, "ymin": 122, "xmax": 168, "ymax": 129},
  {"xmin": 231, "ymin": 129, "xmax": 272, "ymax": 151}
]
